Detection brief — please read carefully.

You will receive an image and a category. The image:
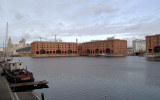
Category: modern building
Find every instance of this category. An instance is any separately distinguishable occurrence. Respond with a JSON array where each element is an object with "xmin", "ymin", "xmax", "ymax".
[
  {"xmin": 16, "ymin": 46, "xmax": 31, "ymax": 55},
  {"xmin": 81, "ymin": 38, "xmax": 127, "ymax": 55},
  {"xmin": 132, "ymin": 39, "xmax": 146, "ymax": 54},
  {"xmin": 146, "ymin": 34, "xmax": 160, "ymax": 53},
  {"xmin": 31, "ymin": 41, "xmax": 78, "ymax": 55}
]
